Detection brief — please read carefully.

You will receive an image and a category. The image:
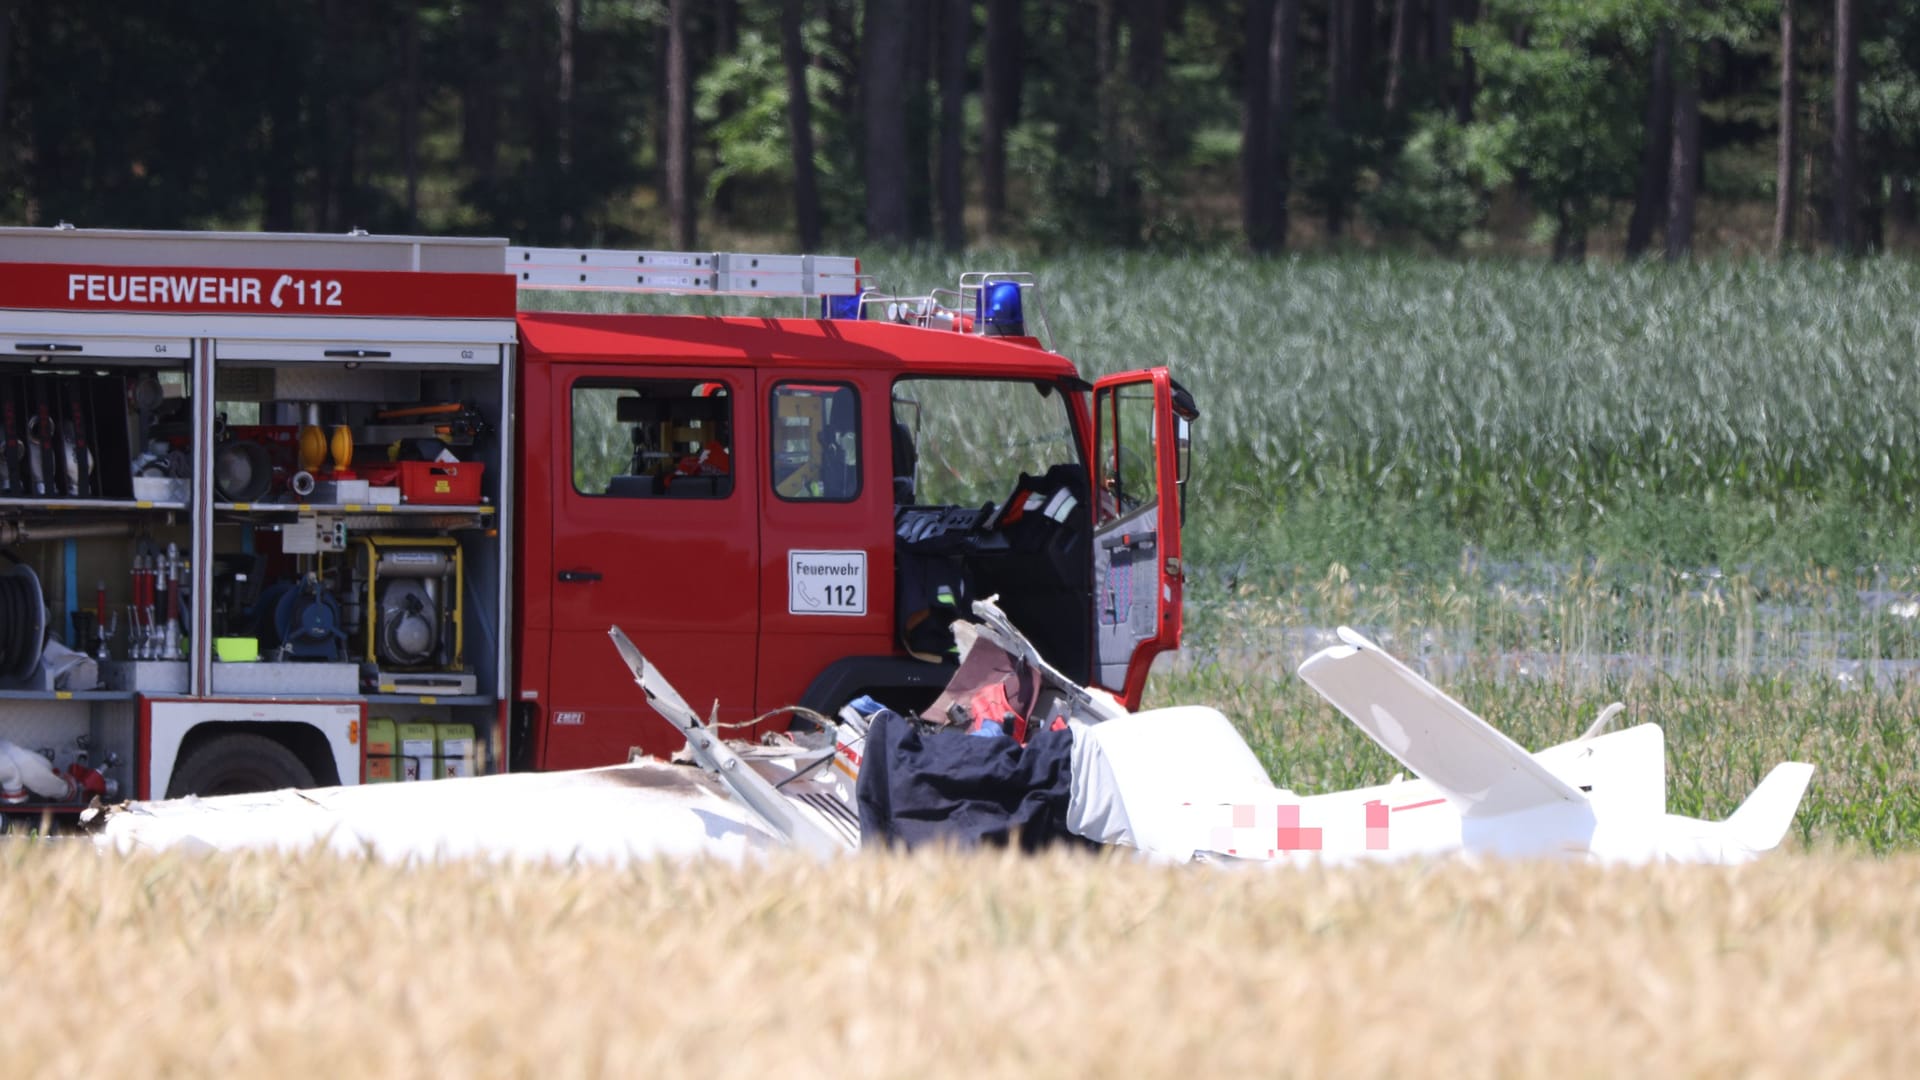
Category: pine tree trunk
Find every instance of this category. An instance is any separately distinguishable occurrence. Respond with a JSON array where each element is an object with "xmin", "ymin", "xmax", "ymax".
[
  {"xmin": 316, "ymin": 0, "xmax": 345, "ymax": 230},
  {"xmin": 1328, "ymin": 0, "xmax": 1348, "ymax": 131},
  {"xmin": 1129, "ymin": 0, "xmax": 1167, "ymax": 95},
  {"xmin": 461, "ymin": 0, "xmax": 503, "ymax": 183},
  {"xmin": 0, "ymin": 0, "xmax": 13, "ymax": 178},
  {"xmin": 1272, "ymin": 0, "xmax": 1300, "ymax": 248},
  {"xmin": 1242, "ymin": 0, "xmax": 1276, "ymax": 252},
  {"xmin": 904, "ymin": 4, "xmax": 933, "ymax": 241},
  {"xmin": 779, "ymin": 0, "xmax": 822, "ymax": 251},
  {"xmin": 1453, "ymin": 0, "xmax": 1477, "ymax": 123},
  {"xmin": 1626, "ymin": 26, "xmax": 1674, "ymax": 257},
  {"xmin": 1890, "ymin": 178, "xmax": 1916, "ymax": 249},
  {"xmin": 862, "ymin": 0, "xmax": 910, "ymax": 243},
  {"xmin": 1832, "ymin": 0, "xmax": 1858, "ymax": 253},
  {"xmin": 557, "ymin": 0, "xmax": 579, "ymax": 223},
  {"xmin": 981, "ymin": 0, "xmax": 1020, "ymax": 233},
  {"xmin": 1124, "ymin": 0, "xmax": 1168, "ymax": 240},
  {"xmin": 1348, "ymin": 0, "xmax": 1374, "ymax": 95},
  {"xmin": 666, "ymin": 0, "xmax": 696, "ymax": 249},
  {"xmin": 263, "ymin": 16, "xmax": 298, "ymax": 230},
  {"xmin": 1386, "ymin": 0, "xmax": 1414, "ymax": 113},
  {"xmin": 937, "ymin": 0, "xmax": 967, "ymax": 252},
  {"xmin": 1094, "ymin": 0, "xmax": 1119, "ymax": 209},
  {"xmin": 401, "ymin": 0, "xmax": 421, "ymax": 232},
  {"xmin": 1326, "ymin": 0, "xmax": 1350, "ymax": 239},
  {"xmin": 1774, "ymin": 0, "xmax": 1797, "ymax": 256},
  {"xmin": 1553, "ymin": 202, "xmax": 1587, "ymax": 260},
  {"xmin": 330, "ymin": 1, "xmax": 366, "ymax": 232},
  {"xmin": 1666, "ymin": 49, "xmax": 1700, "ymax": 260},
  {"xmin": 519, "ymin": 3, "xmax": 560, "ymax": 240},
  {"xmin": 1863, "ymin": 167, "xmax": 1884, "ymax": 251}
]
